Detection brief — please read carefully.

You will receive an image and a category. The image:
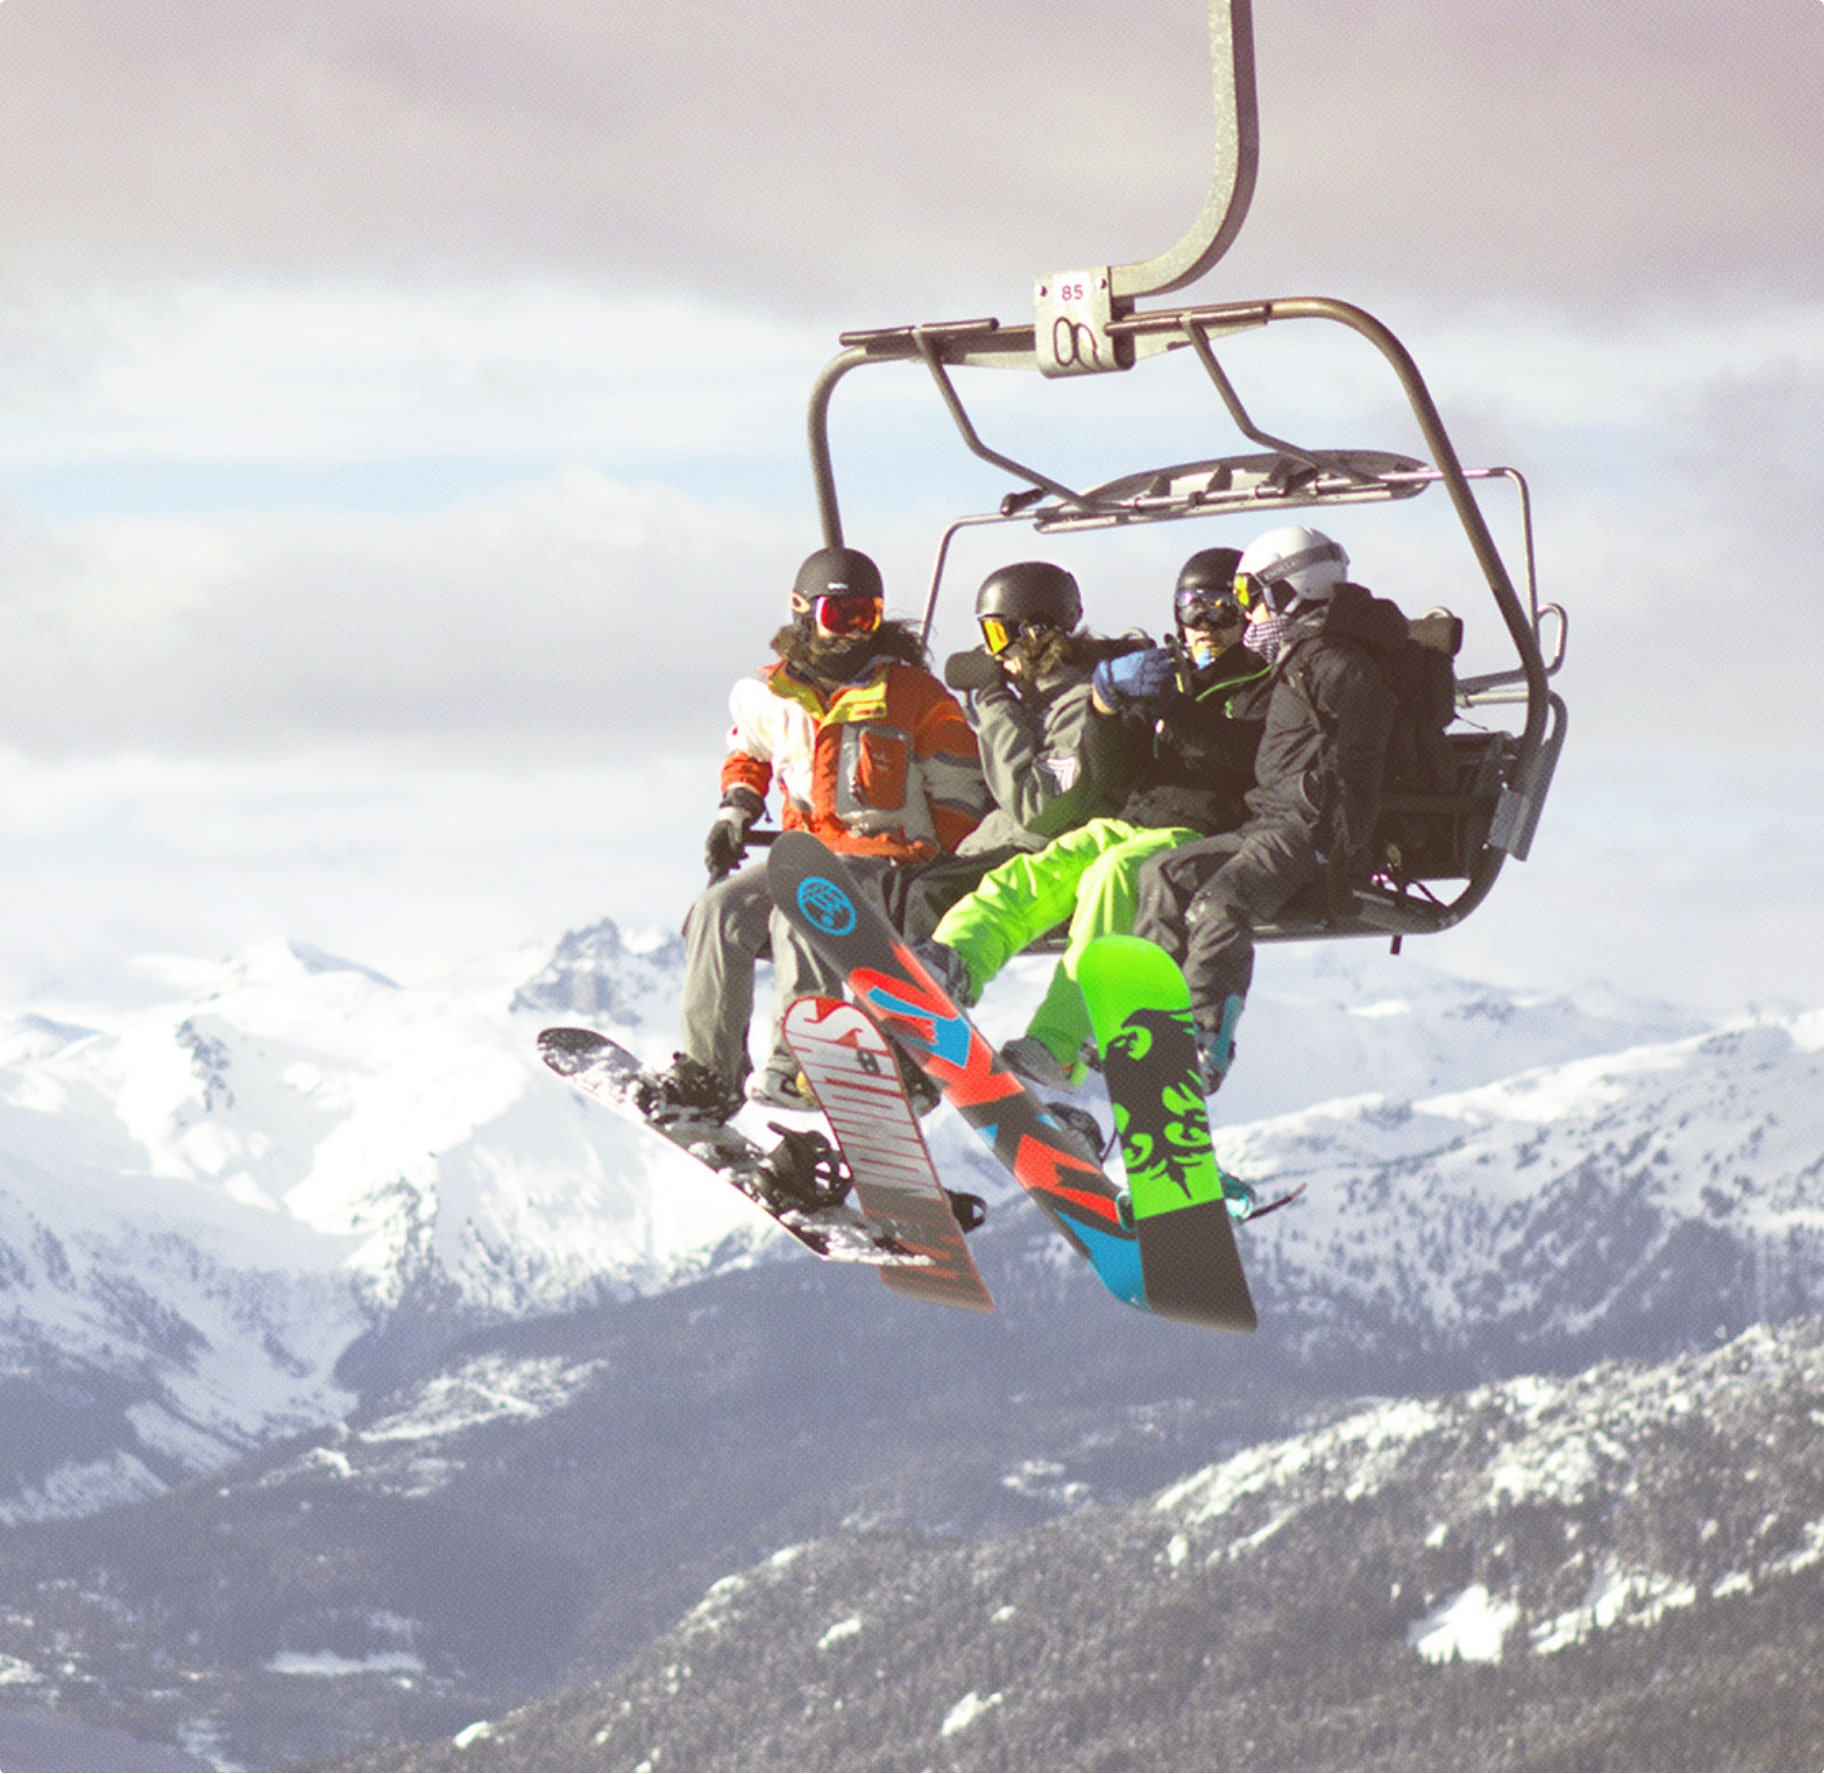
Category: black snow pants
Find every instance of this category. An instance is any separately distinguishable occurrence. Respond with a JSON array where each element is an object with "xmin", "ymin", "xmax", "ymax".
[{"xmin": 1132, "ymin": 818, "xmax": 1319, "ymax": 1028}]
